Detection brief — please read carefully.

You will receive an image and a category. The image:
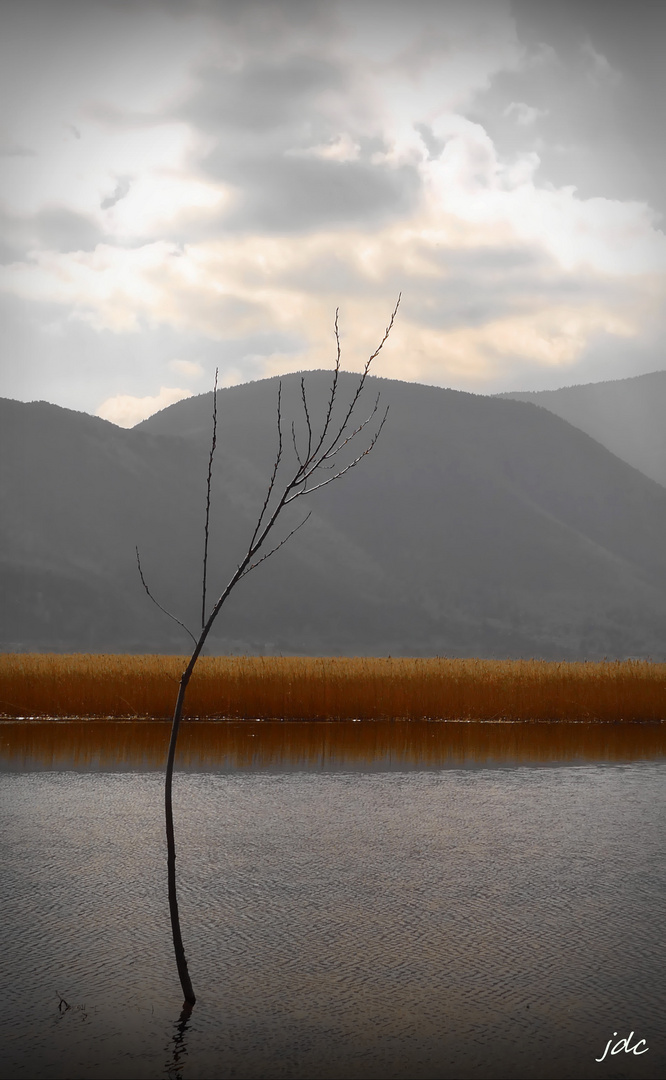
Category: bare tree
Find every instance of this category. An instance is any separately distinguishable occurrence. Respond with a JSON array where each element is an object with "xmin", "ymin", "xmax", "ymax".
[{"xmin": 137, "ymin": 297, "xmax": 400, "ymax": 1008}]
